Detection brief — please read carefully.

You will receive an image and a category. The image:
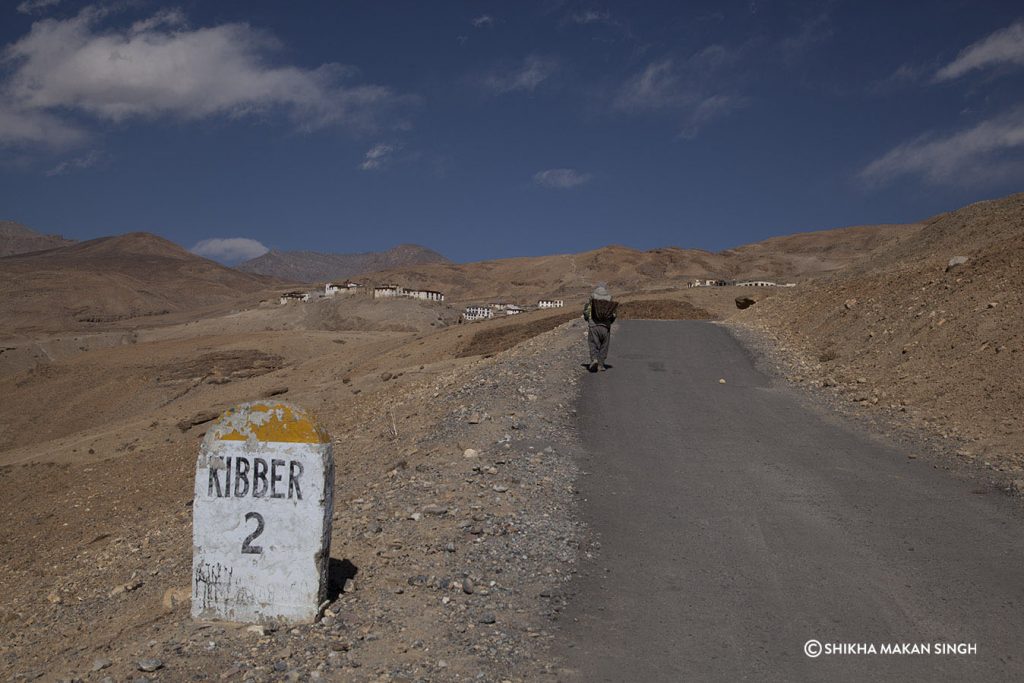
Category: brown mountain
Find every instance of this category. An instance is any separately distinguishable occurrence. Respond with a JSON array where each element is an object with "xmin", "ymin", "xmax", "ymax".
[
  {"xmin": 350, "ymin": 221, "xmax": 923, "ymax": 303},
  {"xmin": 739, "ymin": 191, "xmax": 1024, "ymax": 466},
  {"xmin": 0, "ymin": 232, "xmax": 275, "ymax": 335},
  {"xmin": 237, "ymin": 243, "xmax": 450, "ymax": 283},
  {"xmin": 0, "ymin": 220, "xmax": 76, "ymax": 257}
]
